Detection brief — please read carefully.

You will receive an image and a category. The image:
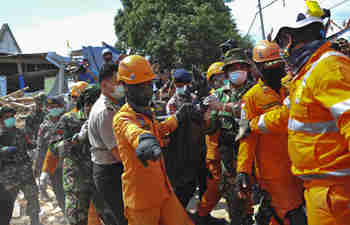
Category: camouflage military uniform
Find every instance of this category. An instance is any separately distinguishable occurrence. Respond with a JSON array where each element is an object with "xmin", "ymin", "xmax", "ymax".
[
  {"xmin": 24, "ymin": 94, "xmax": 47, "ymax": 148},
  {"xmin": 50, "ymin": 111, "xmax": 105, "ymax": 225},
  {"xmin": 209, "ymin": 84, "xmax": 253, "ymax": 225},
  {"xmin": 0, "ymin": 127, "xmax": 41, "ymax": 225},
  {"xmin": 36, "ymin": 114, "xmax": 66, "ymax": 212},
  {"xmin": 34, "ymin": 115, "xmax": 57, "ymax": 176}
]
